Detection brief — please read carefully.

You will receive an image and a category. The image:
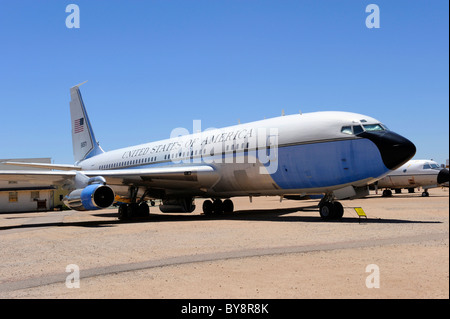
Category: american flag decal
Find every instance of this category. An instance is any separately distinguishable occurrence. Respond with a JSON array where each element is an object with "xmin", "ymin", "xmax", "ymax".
[{"xmin": 74, "ymin": 118, "xmax": 84, "ymax": 133}]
